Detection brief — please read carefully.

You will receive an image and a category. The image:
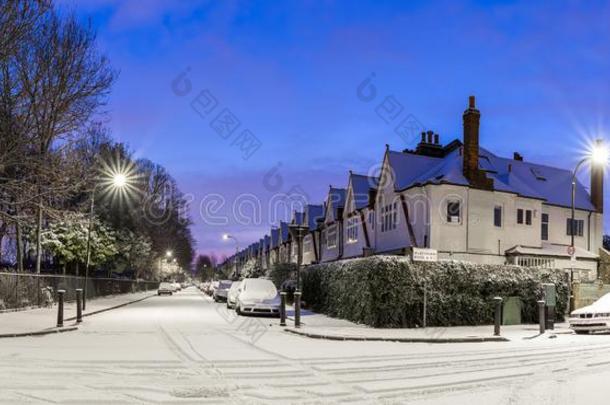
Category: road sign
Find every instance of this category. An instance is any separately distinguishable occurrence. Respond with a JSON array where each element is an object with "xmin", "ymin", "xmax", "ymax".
[{"xmin": 412, "ymin": 248, "xmax": 438, "ymax": 262}]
